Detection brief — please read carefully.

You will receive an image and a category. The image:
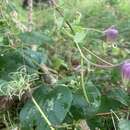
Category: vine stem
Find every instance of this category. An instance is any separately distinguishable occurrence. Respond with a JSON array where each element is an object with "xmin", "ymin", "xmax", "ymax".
[
  {"xmin": 83, "ymin": 47, "xmax": 113, "ymax": 66},
  {"xmin": 80, "ymin": 57, "xmax": 90, "ymax": 103},
  {"xmin": 74, "ymin": 41, "xmax": 122, "ymax": 68},
  {"xmin": 31, "ymin": 96, "xmax": 55, "ymax": 130}
]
